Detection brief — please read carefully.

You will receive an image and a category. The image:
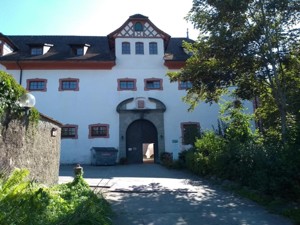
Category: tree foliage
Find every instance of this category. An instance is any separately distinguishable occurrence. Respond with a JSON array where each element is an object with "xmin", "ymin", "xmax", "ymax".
[{"xmin": 168, "ymin": 0, "xmax": 300, "ymax": 141}]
